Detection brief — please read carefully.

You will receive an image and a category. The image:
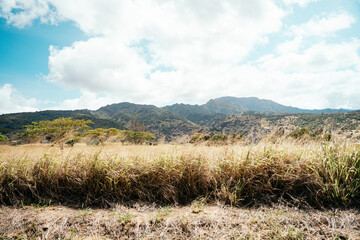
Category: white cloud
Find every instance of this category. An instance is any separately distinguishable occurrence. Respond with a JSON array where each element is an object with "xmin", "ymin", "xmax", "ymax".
[
  {"xmin": 0, "ymin": 0, "xmax": 61, "ymax": 28},
  {"xmin": 40, "ymin": 0, "xmax": 285, "ymax": 106},
  {"xmin": 55, "ymin": 91, "xmax": 122, "ymax": 111},
  {"xmin": 0, "ymin": 84, "xmax": 39, "ymax": 114},
  {"xmin": 247, "ymin": 39, "xmax": 360, "ymax": 109},
  {"xmin": 259, "ymin": 40, "xmax": 360, "ymax": 73},
  {"xmin": 1, "ymin": 0, "xmax": 360, "ymax": 111},
  {"xmin": 47, "ymin": 37, "xmax": 152, "ymax": 94},
  {"xmin": 282, "ymin": 0, "xmax": 320, "ymax": 7},
  {"xmin": 291, "ymin": 12, "xmax": 355, "ymax": 37},
  {"xmin": 276, "ymin": 37, "xmax": 303, "ymax": 54},
  {"xmin": 261, "ymin": 40, "xmax": 360, "ymax": 73},
  {"xmin": 210, "ymin": 63, "xmax": 360, "ymax": 110}
]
